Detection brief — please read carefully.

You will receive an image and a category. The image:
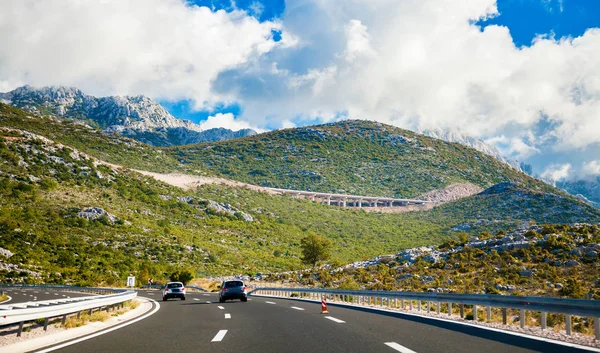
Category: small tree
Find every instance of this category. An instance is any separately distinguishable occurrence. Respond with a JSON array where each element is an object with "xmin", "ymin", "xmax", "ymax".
[
  {"xmin": 300, "ymin": 233, "xmax": 332, "ymax": 268},
  {"xmin": 170, "ymin": 270, "xmax": 194, "ymax": 285}
]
